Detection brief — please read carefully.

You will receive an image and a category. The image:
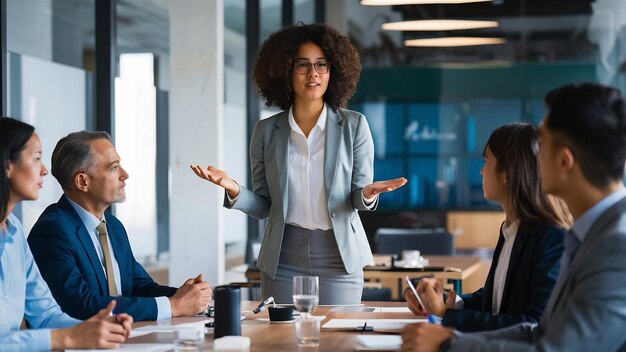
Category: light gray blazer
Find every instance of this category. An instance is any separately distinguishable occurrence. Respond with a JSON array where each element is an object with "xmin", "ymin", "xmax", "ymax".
[
  {"xmin": 451, "ymin": 197, "xmax": 626, "ymax": 351},
  {"xmin": 225, "ymin": 108, "xmax": 375, "ymax": 278}
]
